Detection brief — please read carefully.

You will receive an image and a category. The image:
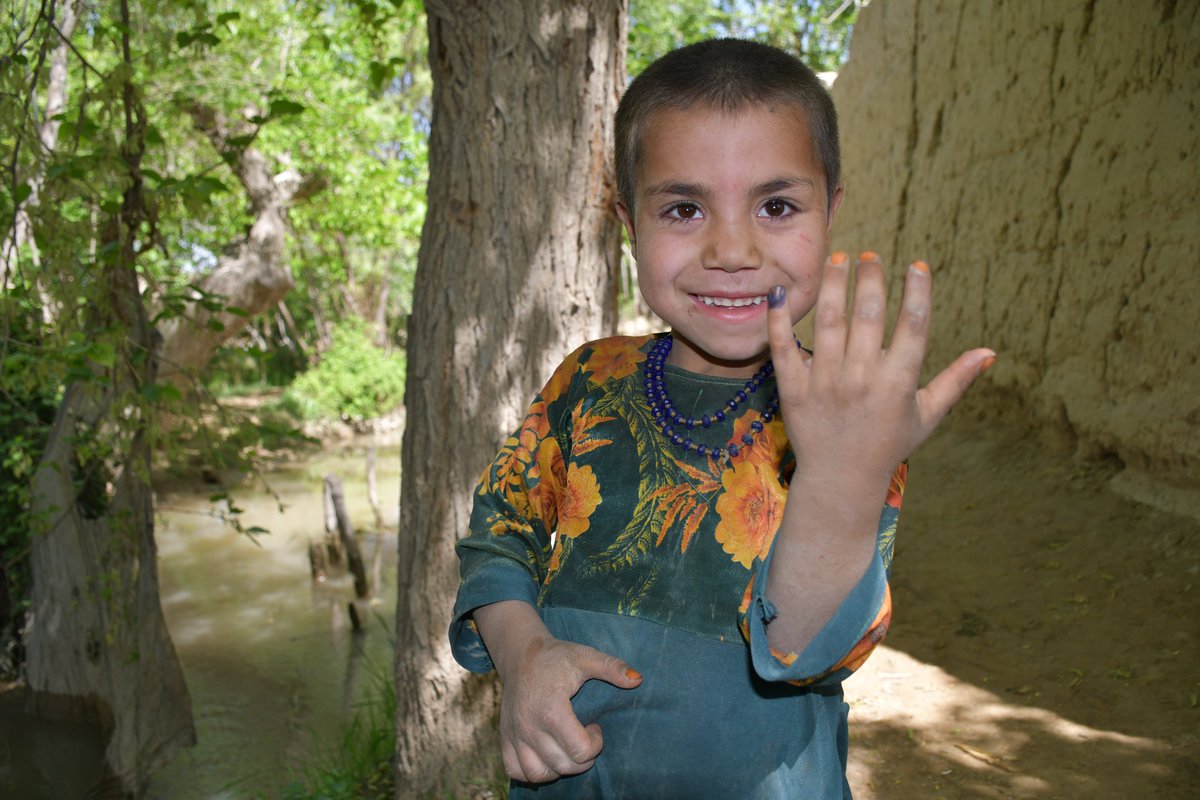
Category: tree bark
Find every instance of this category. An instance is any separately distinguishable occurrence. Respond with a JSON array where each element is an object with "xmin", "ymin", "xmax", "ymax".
[
  {"xmin": 25, "ymin": 5, "xmax": 194, "ymax": 791},
  {"xmin": 393, "ymin": 2, "xmax": 626, "ymax": 796},
  {"xmin": 155, "ymin": 103, "xmax": 326, "ymax": 387}
]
